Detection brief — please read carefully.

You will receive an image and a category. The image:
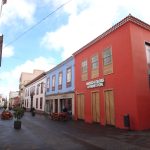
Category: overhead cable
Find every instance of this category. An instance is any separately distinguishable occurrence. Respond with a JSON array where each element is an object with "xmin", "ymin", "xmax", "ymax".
[{"xmin": 4, "ymin": 0, "xmax": 72, "ymax": 48}]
